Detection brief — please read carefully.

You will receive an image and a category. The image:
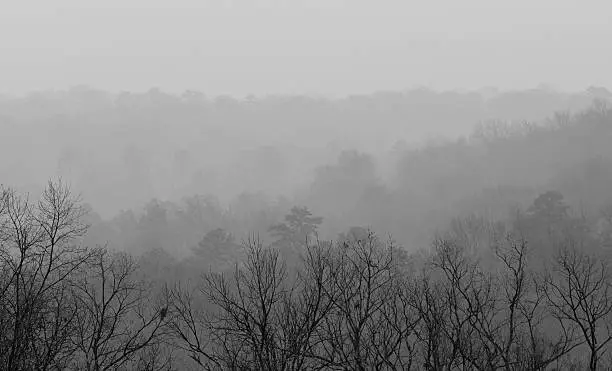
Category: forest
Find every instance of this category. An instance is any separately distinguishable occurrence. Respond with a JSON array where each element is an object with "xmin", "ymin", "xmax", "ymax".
[{"xmin": 2, "ymin": 86, "xmax": 612, "ymax": 370}]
